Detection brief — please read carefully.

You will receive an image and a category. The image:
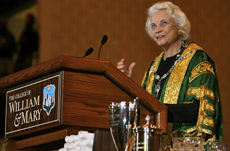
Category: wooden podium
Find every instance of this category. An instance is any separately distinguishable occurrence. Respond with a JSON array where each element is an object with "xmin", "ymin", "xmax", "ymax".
[{"xmin": 0, "ymin": 56, "xmax": 167, "ymax": 150}]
